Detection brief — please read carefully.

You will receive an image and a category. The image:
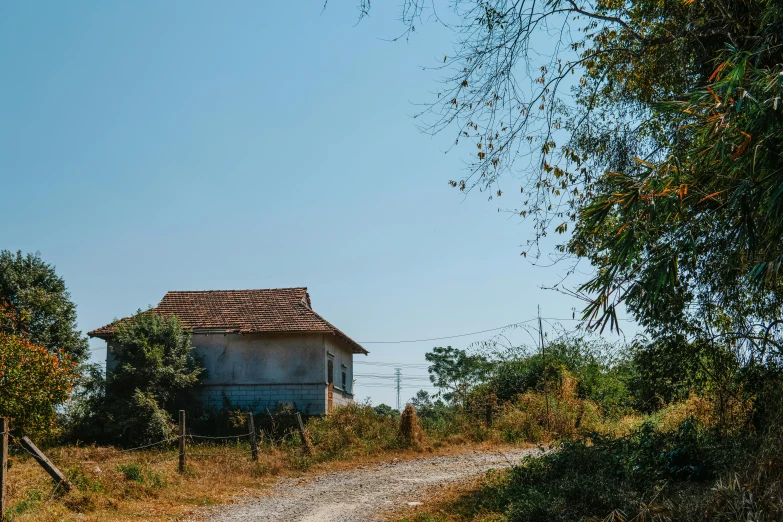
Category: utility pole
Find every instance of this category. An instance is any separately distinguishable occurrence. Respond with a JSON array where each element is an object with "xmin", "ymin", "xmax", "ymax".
[
  {"xmin": 395, "ymin": 368, "xmax": 402, "ymax": 410},
  {"xmin": 539, "ymin": 307, "xmax": 550, "ymax": 431}
]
